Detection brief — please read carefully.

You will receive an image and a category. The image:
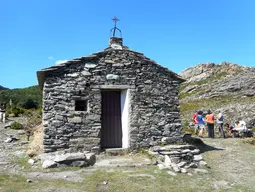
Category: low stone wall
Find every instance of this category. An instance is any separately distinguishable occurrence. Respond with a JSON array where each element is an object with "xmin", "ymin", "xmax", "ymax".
[{"xmin": 149, "ymin": 144, "xmax": 207, "ymax": 174}]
